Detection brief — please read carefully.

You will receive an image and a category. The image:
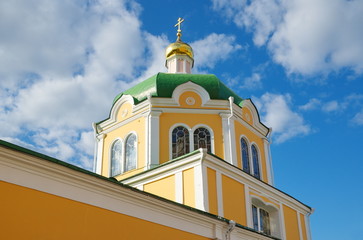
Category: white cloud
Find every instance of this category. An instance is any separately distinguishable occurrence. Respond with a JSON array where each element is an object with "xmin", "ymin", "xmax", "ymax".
[
  {"xmin": 212, "ymin": 0, "xmax": 363, "ymax": 75},
  {"xmin": 322, "ymin": 100, "xmax": 339, "ymax": 112},
  {"xmin": 299, "ymin": 98, "xmax": 321, "ymax": 111},
  {"xmin": 192, "ymin": 33, "xmax": 241, "ymax": 71},
  {"xmin": 254, "ymin": 93, "xmax": 311, "ymax": 143},
  {"xmin": 242, "ymin": 73, "xmax": 262, "ymax": 89},
  {"xmin": 351, "ymin": 110, "xmax": 363, "ymax": 126},
  {"xmin": 0, "ymin": 1, "xmax": 242, "ymax": 170},
  {"xmin": 0, "ymin": 0, "xmax": 145, "ymax": 170}
]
